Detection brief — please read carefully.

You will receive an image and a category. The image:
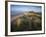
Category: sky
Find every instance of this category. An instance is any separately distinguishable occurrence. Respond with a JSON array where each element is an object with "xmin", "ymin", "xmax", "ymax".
[{"xmin": 10, "ymin": 5, "xmax": 42, "ymax": 15}]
